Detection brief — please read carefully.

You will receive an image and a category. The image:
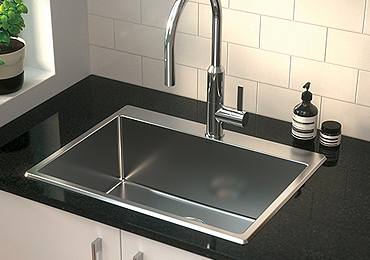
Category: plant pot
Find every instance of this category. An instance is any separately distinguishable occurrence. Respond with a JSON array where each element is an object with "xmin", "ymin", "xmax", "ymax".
[{"xmin": 0, "ymin": 38, "xmax": 26, "ymax": 95}]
